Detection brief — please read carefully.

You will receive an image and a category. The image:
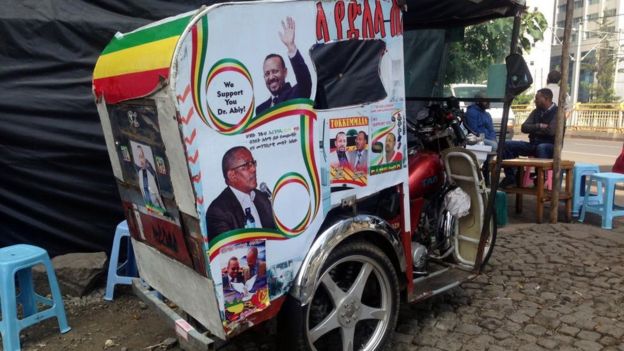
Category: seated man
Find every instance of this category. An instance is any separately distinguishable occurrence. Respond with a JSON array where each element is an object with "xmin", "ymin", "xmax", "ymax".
[
  {"xmin": 499, "ymin": 88, "xmax": 559, "ymax": 188},
  {"xmin": 464, "ymin": 91, "xmax": 498, "ymax": 152},
  {"xmin": 464, "ymin": 91, "xmax": 498, "ymax": 183}
]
